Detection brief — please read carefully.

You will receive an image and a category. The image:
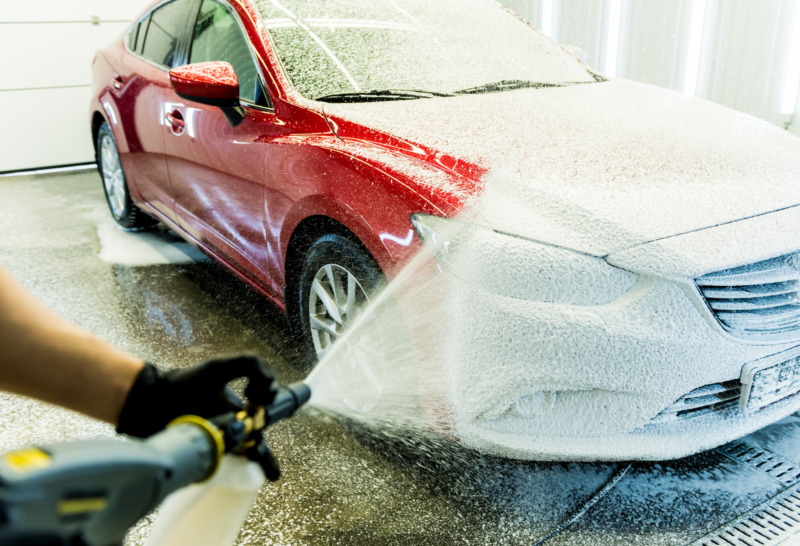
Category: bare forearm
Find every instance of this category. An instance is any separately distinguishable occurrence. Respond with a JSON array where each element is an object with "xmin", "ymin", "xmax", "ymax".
[{"xmin": 0, "ymin": 267, "xmax": 144, "ymax": 423}]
